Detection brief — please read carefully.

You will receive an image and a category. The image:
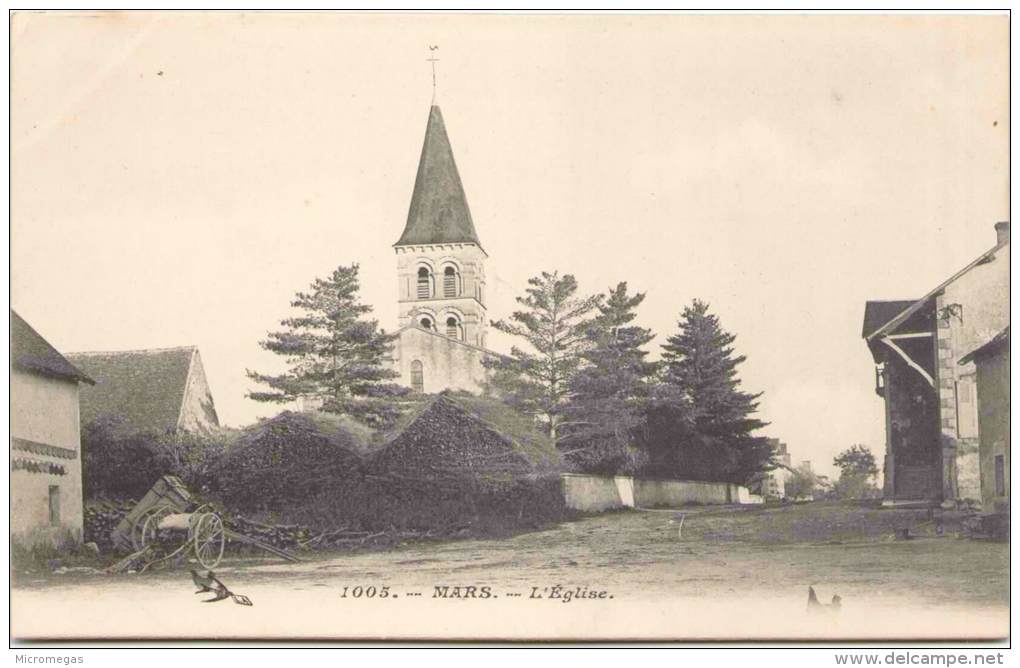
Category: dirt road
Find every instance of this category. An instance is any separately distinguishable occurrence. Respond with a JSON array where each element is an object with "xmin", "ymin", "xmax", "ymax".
[{"xmin": 12, "ymin": 502, "xmax": 1008, "ymax": 641}]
